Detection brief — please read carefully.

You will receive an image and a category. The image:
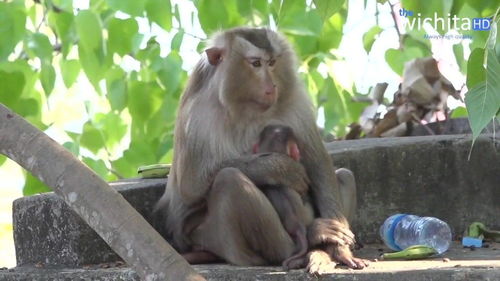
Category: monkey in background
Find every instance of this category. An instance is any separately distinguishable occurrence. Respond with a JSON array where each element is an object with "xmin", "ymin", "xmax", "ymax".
[{"xmin": 154, "ymin": 27, "xmax": 368, "ymax": 274}]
